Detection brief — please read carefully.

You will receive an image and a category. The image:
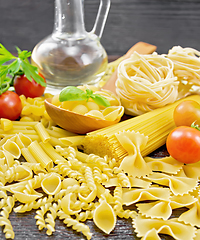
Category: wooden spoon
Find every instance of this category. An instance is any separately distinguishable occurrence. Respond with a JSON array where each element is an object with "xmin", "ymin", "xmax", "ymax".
[
  {"xmin": 44, "ymin": 42, "xmax": 157, "ymax": 134},
  {"xmin": 44, "ymin": 98, "xmax": 121, "ymax": 134},
  {"xmin": 102, "ymin": 41, "xmax": 157, "ymax": 94}
]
